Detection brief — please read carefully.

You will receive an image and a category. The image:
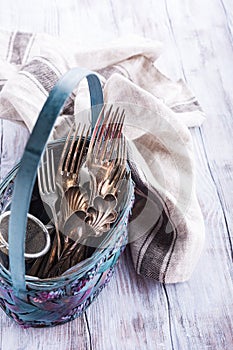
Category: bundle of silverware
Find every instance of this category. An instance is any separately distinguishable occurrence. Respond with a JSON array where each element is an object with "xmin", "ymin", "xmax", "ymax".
[{"xmin": 8, "ymin": 104, "xmax": 129, "ymax": 279}]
